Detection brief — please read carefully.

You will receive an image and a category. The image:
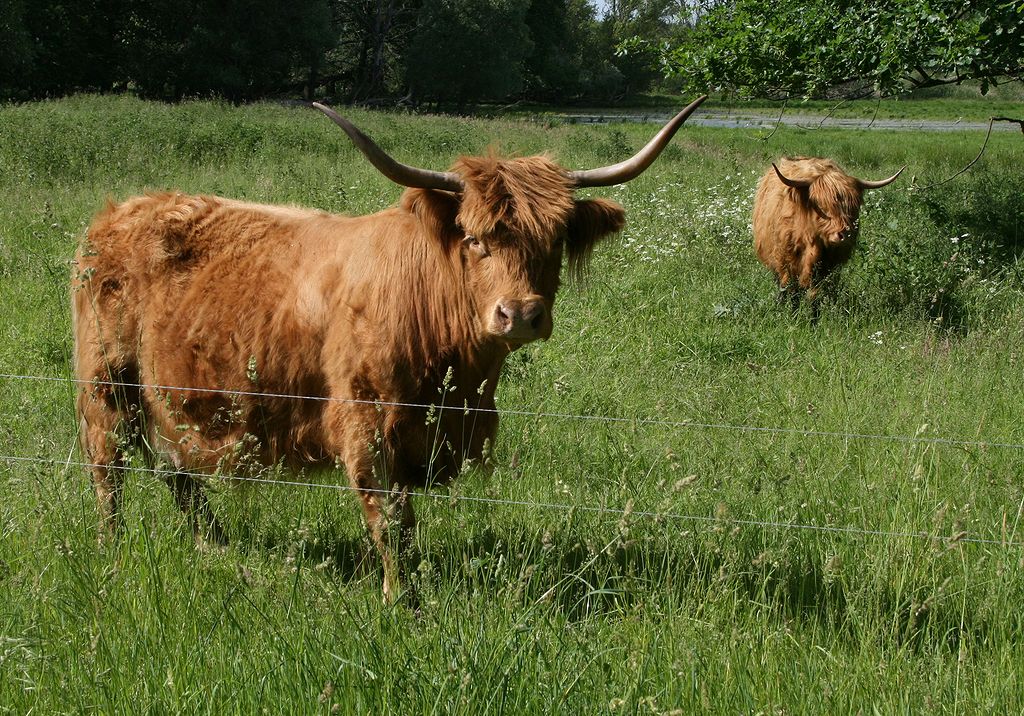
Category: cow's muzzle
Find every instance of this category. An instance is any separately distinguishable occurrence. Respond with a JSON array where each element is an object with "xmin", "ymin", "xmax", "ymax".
[
  {"xmin": 830, "ymin": 228, "xmax": 854, "ymax": 245},
  {"xmin": 490, "ymin": 297, "xmax": 550, "ymax": 343}
]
